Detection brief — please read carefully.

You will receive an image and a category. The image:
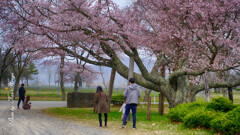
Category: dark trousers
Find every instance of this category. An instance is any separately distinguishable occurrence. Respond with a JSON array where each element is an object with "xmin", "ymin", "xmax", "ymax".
[
  {"xmin": 17, "ymin": 96, "xmax": 25, "ymax": 108},
  {"xmin": 98, "ymin": 113, "xmax": 107, "ymax": 127},
  {"xmin": 122, "ymin": 104, "xmax": 137, "ymax": 128}
]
